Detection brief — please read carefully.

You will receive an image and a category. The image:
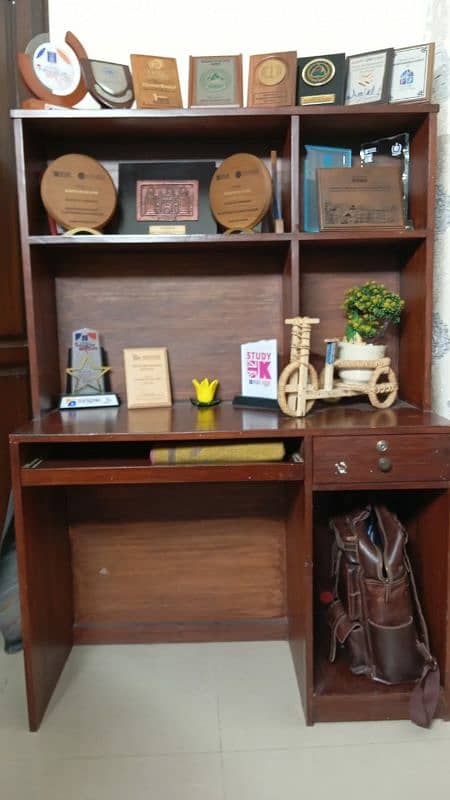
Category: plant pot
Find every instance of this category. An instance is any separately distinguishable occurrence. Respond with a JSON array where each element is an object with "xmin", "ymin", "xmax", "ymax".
[{"xmin": 338, "ymin": 341, "xmax": 386, "ymax": 384}]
